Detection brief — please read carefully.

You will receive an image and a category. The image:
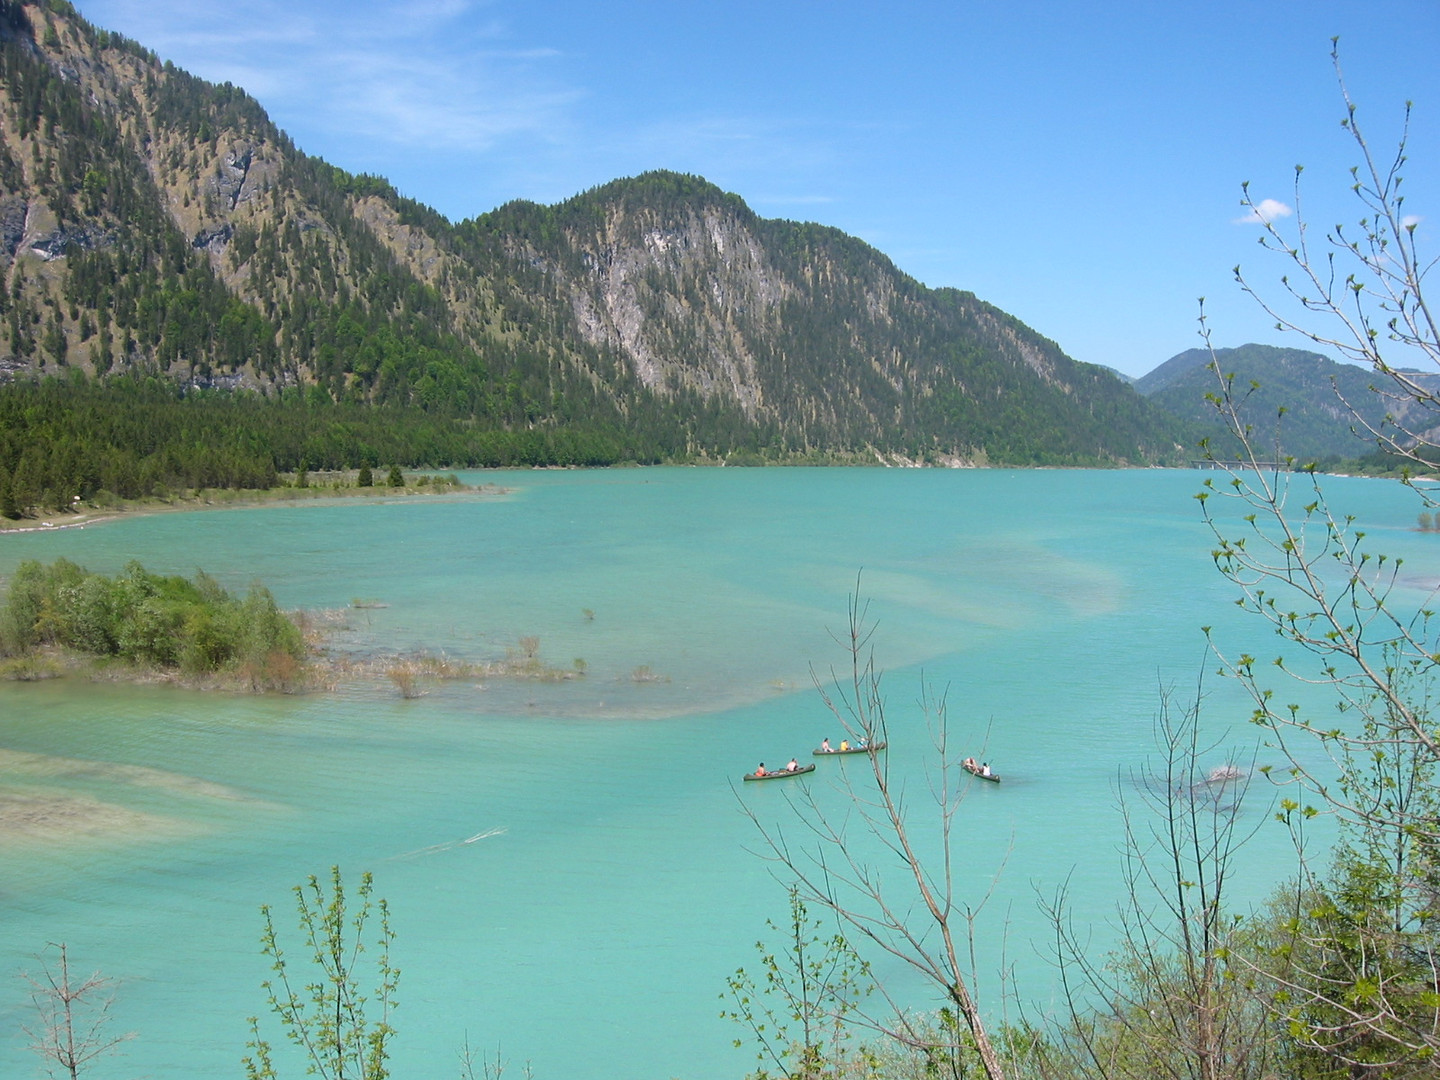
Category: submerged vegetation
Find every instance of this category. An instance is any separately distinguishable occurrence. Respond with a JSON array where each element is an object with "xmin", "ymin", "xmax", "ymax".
[{"xmin": 379, "ymin": 638, "xmax": 590, "ymax": 699}]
